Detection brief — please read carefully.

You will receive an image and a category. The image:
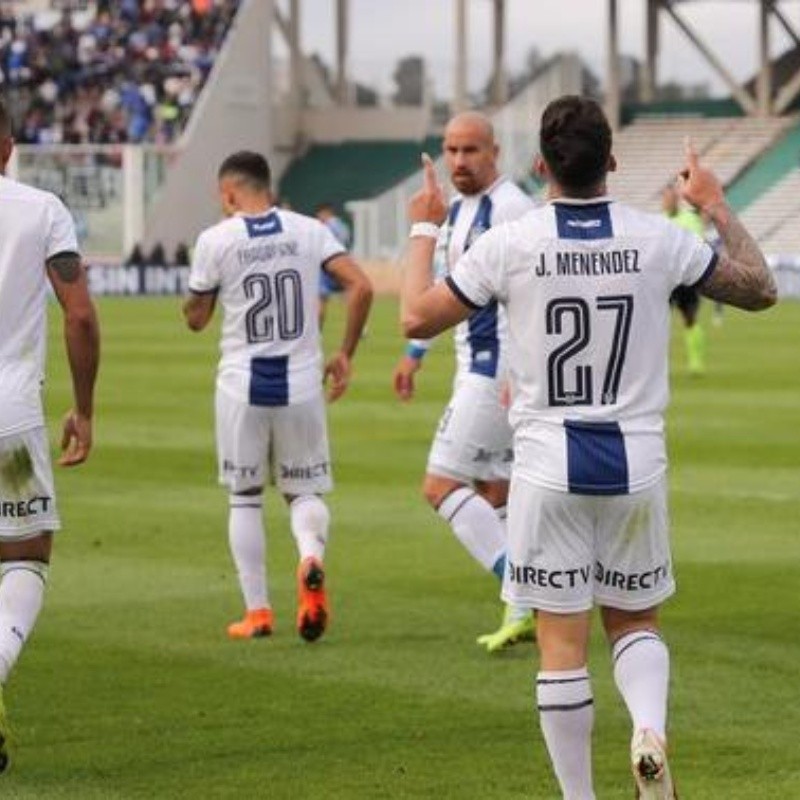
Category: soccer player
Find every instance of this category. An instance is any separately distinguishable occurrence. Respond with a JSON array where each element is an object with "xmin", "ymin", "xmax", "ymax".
[
  {"xmin": 392, "ymin": 111, "xmax": 536, "ymax": 652},
  {"xmin": 316, "ymin": 203, "xmax": 352, "ymax": 329},
  {"xmin": 183, "ymin": 152, "xmax": 372, "ymax": 643},
  {"xmin": 662, "ymin": 183, "xmax": 707, "ymax": 374},
  {"xmin": 0, "ymin": 100, "xmax": 100, "ymax": 771},
  {"xmin": 401, "ymin": 96, "xmax": 776, "ymax": 798}
]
